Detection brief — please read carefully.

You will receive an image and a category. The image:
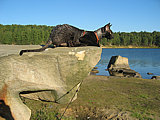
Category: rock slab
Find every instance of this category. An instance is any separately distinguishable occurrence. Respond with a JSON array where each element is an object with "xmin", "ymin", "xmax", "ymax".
[
  {"xmin": 0, "ymin": 46, "xmax": 102, "ymax": 120},
  {"xmin": 107, "ymin": 55, "xmax": 141, "ymax": 78}
]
